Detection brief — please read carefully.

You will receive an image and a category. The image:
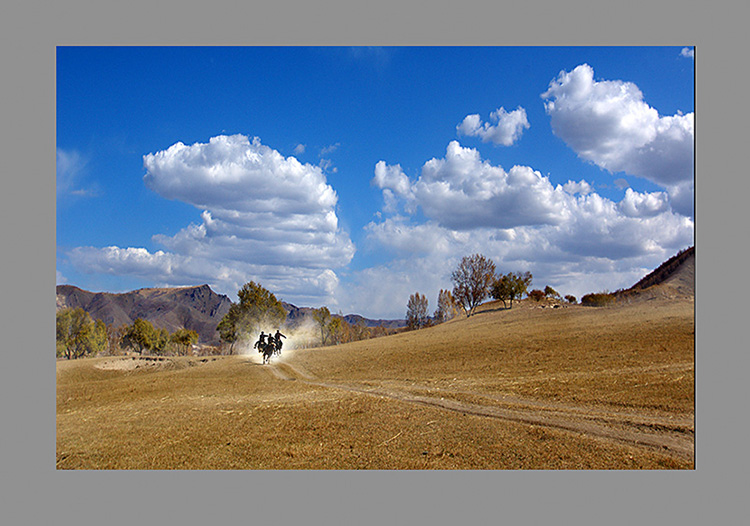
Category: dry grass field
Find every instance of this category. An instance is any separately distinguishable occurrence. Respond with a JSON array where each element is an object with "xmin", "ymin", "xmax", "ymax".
[{"xmin": 57, "ymin": 295, "xmax": 694, "ymax": 469}]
